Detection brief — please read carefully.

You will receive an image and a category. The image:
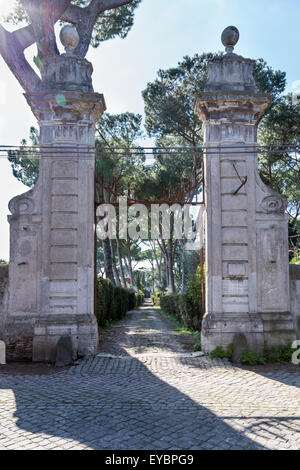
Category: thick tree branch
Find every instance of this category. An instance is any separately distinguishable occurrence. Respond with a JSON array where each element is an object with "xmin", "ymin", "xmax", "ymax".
[
  {"xmin": 13, "ymin": 24, "xmax": 35, "ymax": 51},
  {"xmin": 21, "ymin": 0, "xmax": 71, "ymax": 61},
  {"xmin": 62, "ymin": 0, "xmax": 134, "ymax": 58},
  {"xmin": 0, "ymin": 0, "xmax": 135, "ymax": 92},
  {"xmin": 0, "ymin": 24, "xmax": 41, "ymax": 93}
]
